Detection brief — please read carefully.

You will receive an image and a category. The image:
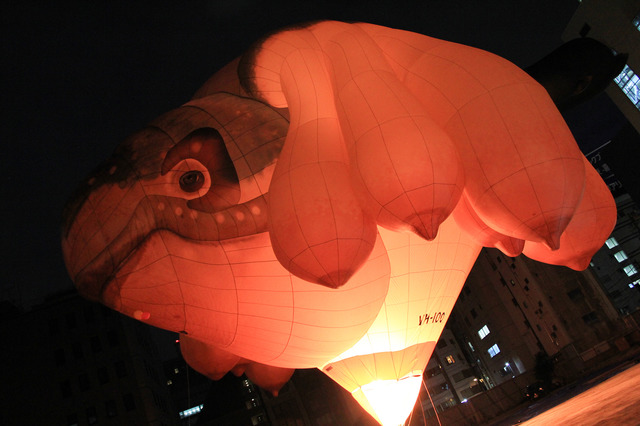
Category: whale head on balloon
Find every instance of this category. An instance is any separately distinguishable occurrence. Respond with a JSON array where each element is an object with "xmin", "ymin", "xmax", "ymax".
[{"xmin": 60, "ymin": 19, "xmax": 473, "ymax": 379}]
